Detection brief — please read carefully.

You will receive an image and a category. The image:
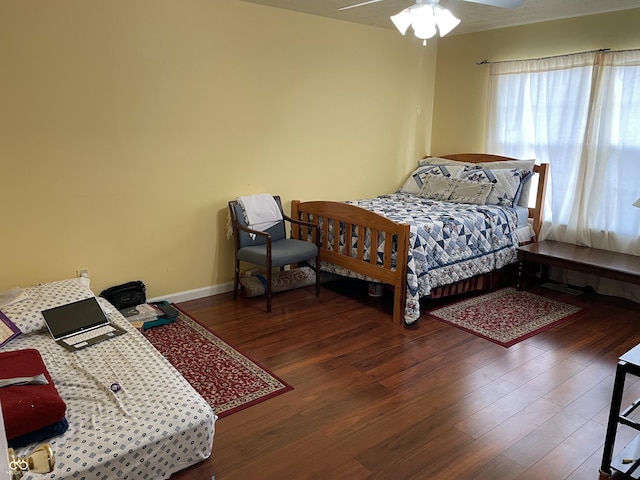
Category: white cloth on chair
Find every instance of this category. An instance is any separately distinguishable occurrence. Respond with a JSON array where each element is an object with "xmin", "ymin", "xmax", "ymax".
[{"xmin": 237, "ymin": 194, "xmax": 283, "ymax": 232}]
